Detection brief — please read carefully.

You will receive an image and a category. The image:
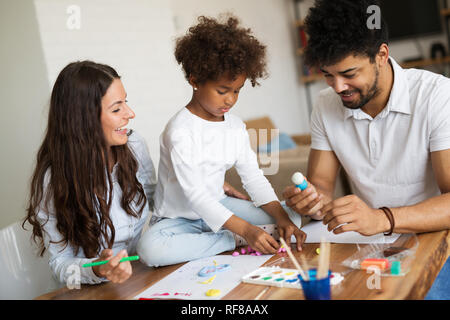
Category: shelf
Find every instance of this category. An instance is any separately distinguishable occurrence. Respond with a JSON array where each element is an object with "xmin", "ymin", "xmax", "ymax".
[
  {"xmin": 400, "ymin": 56, "xmax": 450, "ymax": 68},
  {"xmin": 295, "ymin": 20, "xmax": 304, "ymax": 27},
  {"xmin": 298, "ymin": 57, "xmax": 450, "ymax": 83},
  {"xmin": 301, "ymin": 73, "xmax": 323, "ymax": 83},
  {"xmin": 441, "ymin": 8, "xmax": 450, "ymax": 17}
]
